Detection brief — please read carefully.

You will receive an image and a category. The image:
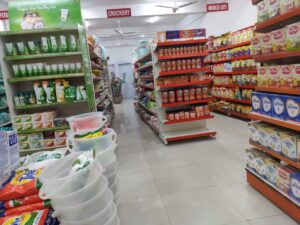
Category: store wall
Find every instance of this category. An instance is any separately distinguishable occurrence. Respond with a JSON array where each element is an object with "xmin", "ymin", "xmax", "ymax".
[{"xmin": 177, "ymin": 0, "xmax": 257, "ymax": 35}]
